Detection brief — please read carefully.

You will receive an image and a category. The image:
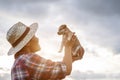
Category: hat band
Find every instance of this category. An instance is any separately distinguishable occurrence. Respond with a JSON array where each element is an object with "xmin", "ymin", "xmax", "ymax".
[{"xmin": 12, "ymin": 27, "xmax": 30, "ymax": 47}]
